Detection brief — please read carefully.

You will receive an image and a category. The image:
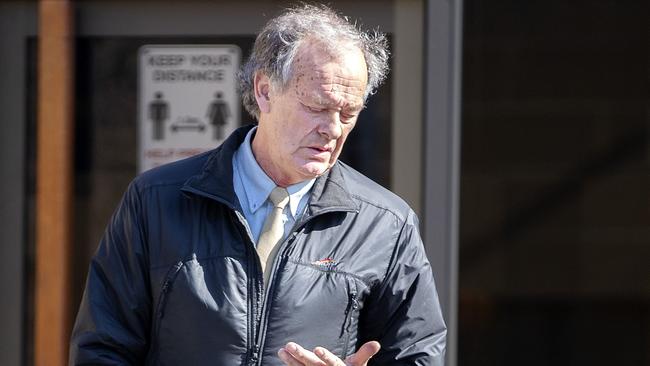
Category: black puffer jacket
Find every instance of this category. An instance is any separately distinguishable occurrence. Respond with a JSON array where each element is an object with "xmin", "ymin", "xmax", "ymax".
[{"xmin": 70, "ymin": 126, "xmax": 447, "ymax": 365}]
